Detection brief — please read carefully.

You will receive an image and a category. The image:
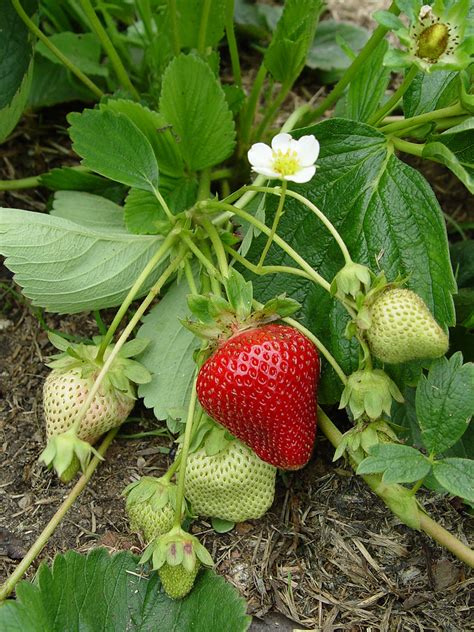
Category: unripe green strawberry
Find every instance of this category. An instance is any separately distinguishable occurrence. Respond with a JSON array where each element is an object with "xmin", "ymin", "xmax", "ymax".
[
  {"xmin": 184, "ymin": 440, "xmax": 276, "ymax": 522},
  {"xmin": 43, "ymin": 368, "xmax": 134, "ymax": 443},
  {"xmin": 366, "ymin": 288, "xmax": 448, "ymax": 364},
  {"xmin": 159, "ymin": 561, "xmax": 200, "ymax": 600},
  {"xmin": 123, "ymin": 476, "xmax": 182, "ymax": 542}
]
